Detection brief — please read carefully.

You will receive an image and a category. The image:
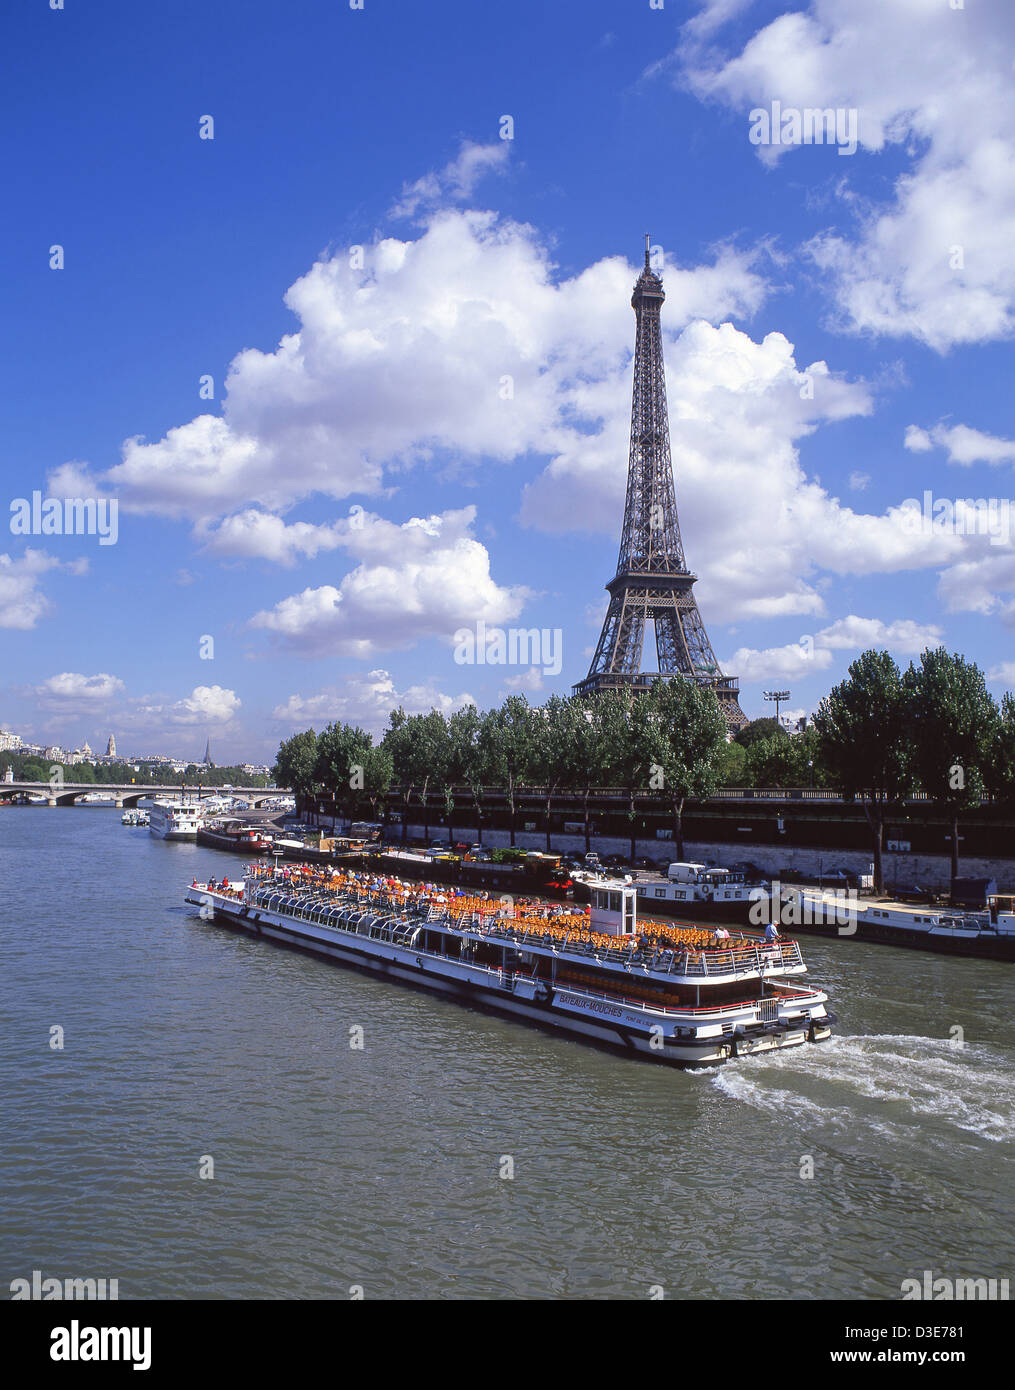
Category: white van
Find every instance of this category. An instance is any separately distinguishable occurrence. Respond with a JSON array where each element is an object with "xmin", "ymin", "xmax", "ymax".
[{"xmin": 666, "ymin": 861, "xmax": 709, "ymax": 883}]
